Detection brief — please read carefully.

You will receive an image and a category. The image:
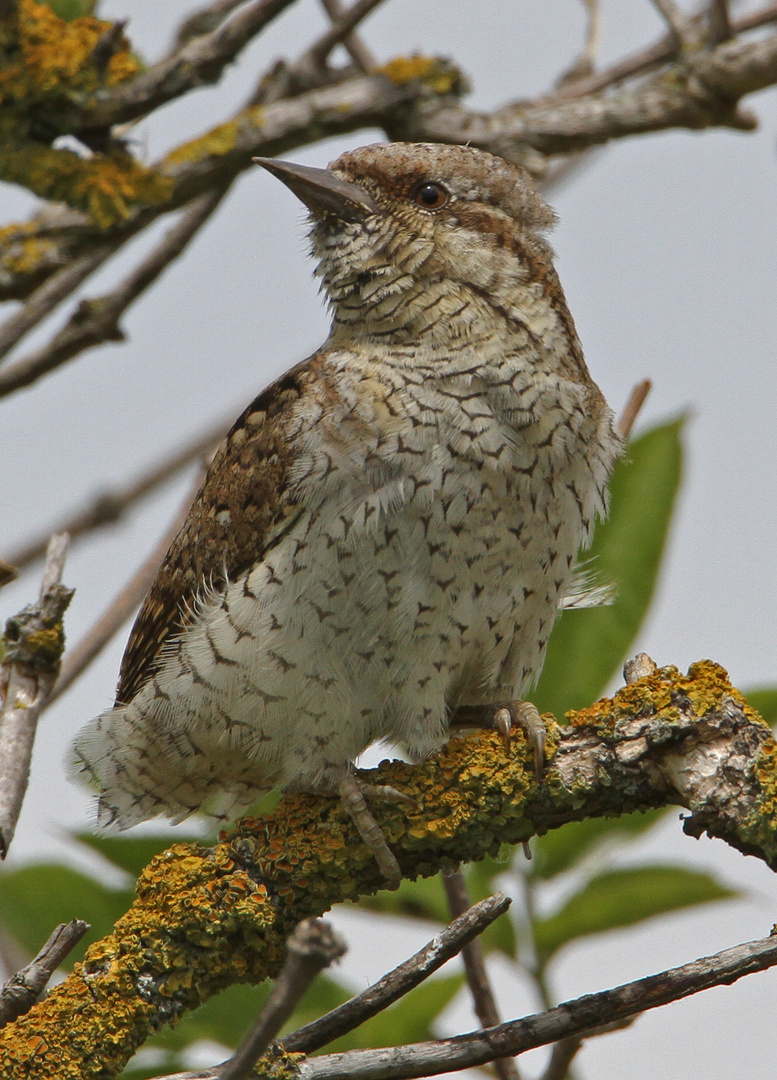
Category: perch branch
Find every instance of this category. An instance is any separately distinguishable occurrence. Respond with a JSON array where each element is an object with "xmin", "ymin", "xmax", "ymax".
[{"xmin": 0, "ymin": 661, "xmax": 773, "ymax": 1077}]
